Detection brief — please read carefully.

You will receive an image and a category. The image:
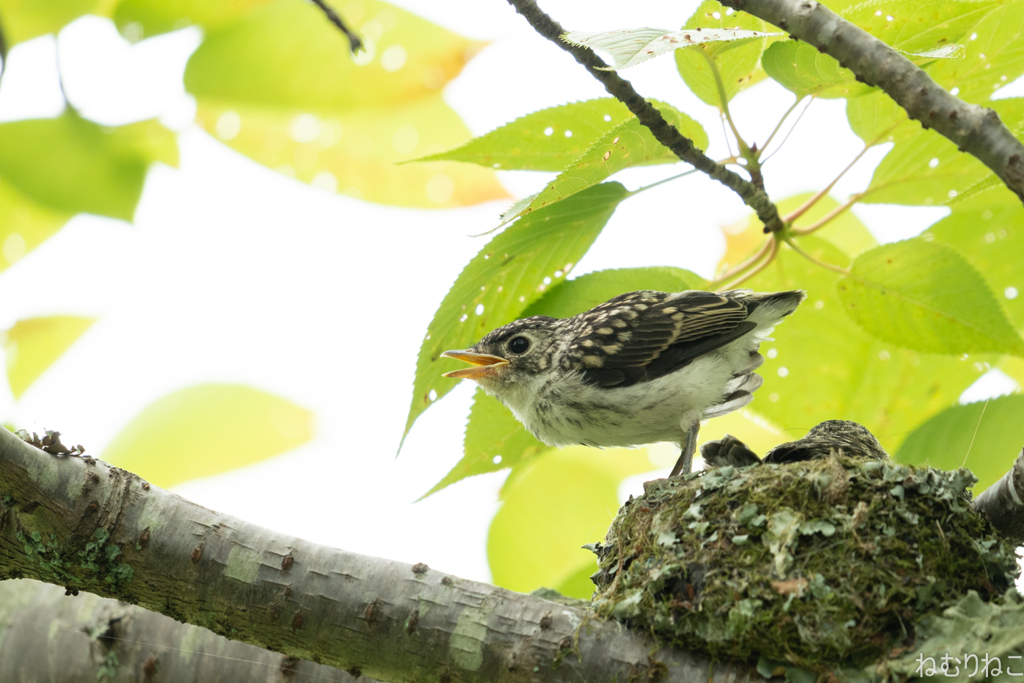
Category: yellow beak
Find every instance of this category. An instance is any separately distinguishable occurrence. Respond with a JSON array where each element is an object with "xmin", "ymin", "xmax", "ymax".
[{"xmin": 441, "ymin": 350, "xmax": 510, "ymax": 380}]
